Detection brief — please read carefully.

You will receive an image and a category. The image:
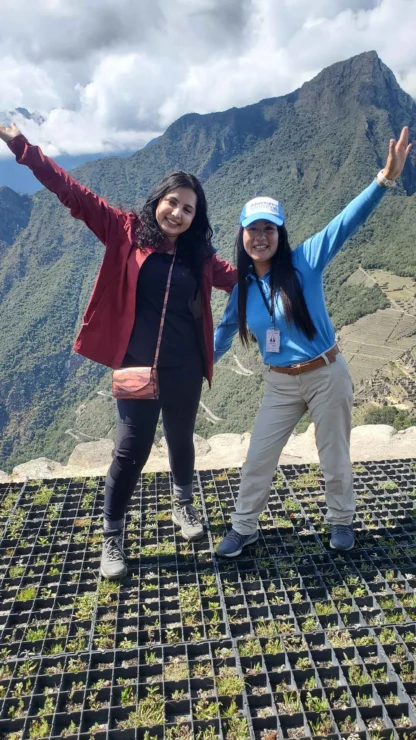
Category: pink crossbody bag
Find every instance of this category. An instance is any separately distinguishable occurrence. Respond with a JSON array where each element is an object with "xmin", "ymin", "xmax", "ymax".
[{"xmin": 112, "ymin": 251, "xmax": 176, "ymax": 400}]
